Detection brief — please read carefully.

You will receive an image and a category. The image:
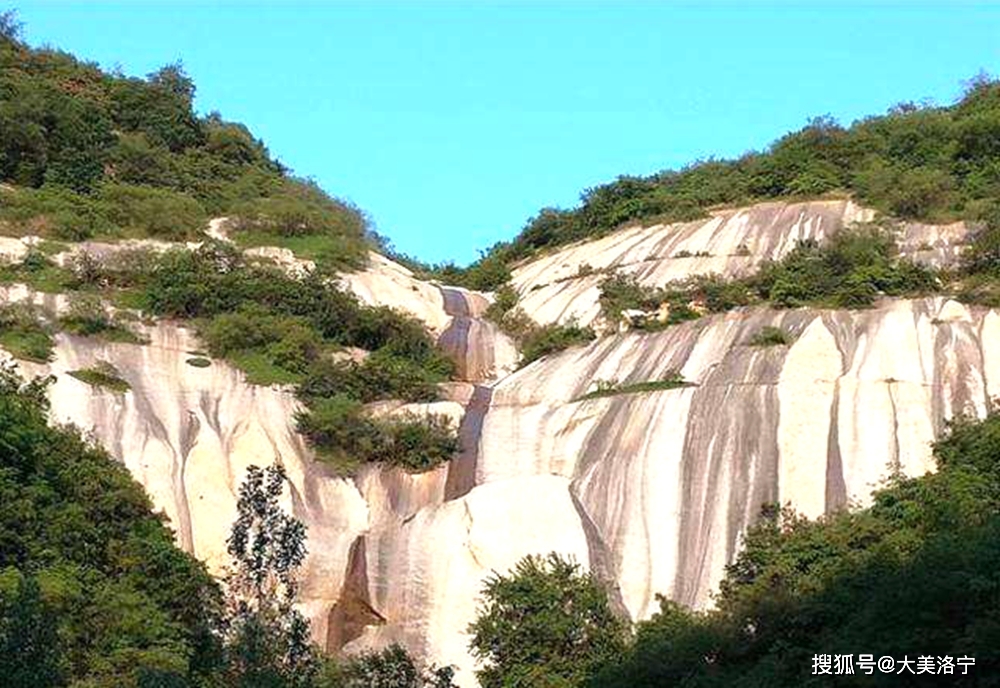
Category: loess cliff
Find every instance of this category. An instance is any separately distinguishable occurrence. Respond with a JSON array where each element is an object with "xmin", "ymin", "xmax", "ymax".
[{"xmin": 0, "ymin": 199, "xmax": 993, "ymax": 687}]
